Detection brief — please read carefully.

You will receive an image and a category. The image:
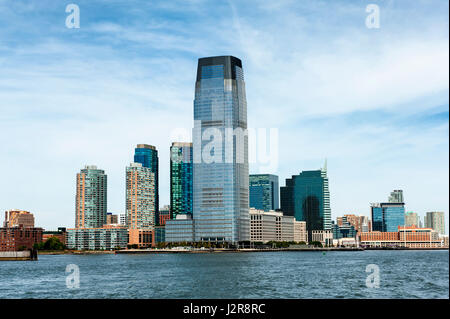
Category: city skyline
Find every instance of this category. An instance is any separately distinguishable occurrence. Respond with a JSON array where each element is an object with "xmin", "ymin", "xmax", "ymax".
[{"xmin": 0, "ymin": 0, "xmax": 448, "ymax": 234}]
